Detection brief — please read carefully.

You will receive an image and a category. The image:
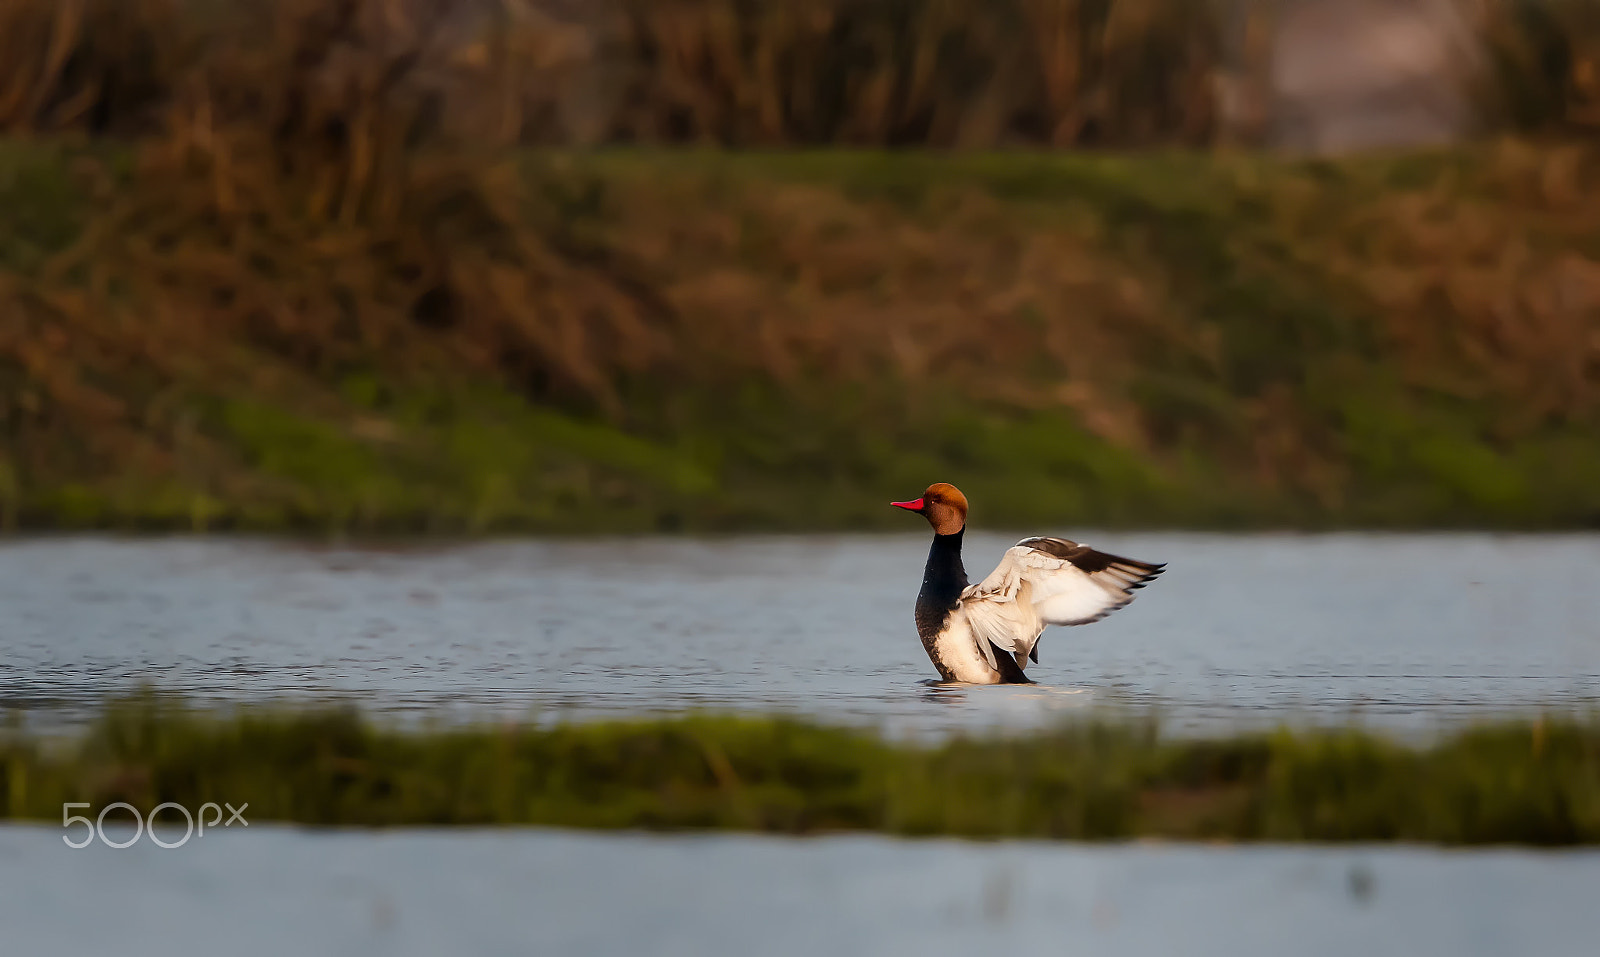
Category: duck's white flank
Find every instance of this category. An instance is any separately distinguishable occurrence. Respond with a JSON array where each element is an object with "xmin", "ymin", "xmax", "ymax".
[
  {"xmin": 935, "ymin": 536, "xmax": 1161, "ymax": 683},
  {"xmin": 929, "ymin": 615, "xmax": 1004, "ymax": 684}
]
